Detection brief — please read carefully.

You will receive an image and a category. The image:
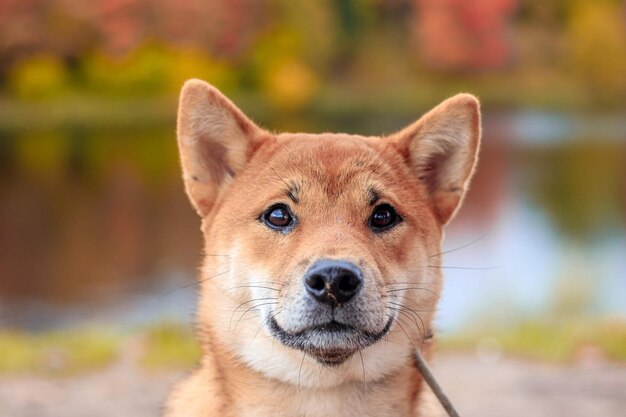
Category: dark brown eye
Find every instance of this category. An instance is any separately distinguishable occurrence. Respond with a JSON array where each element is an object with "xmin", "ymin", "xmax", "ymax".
[
  {"xmin": 263, "ymin": 204, "xmax": 294, "ymax": 231},
  {"xmin": 369, "ymin": 204, "xmax": 400, "ymax": 231}
]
